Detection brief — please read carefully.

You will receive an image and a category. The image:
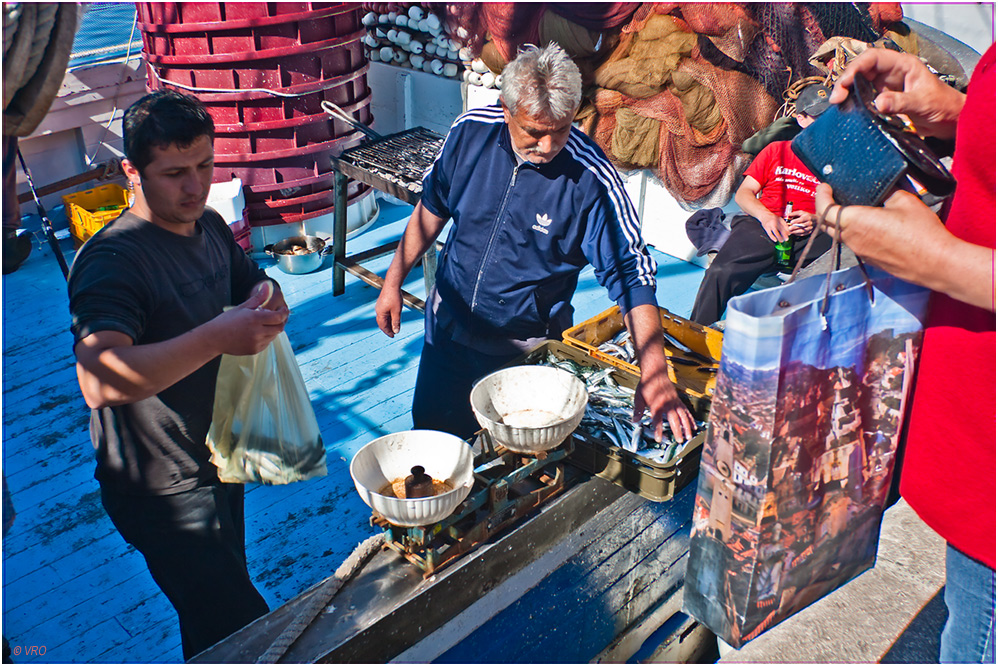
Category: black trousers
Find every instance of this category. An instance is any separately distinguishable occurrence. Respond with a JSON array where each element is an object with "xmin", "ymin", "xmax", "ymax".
[
  {"xmin": 101, "ymin": 482, "xmax": 269, "ymax": 660},
  {"xmin": 412, "ymin": 335, "xmax": 520, "ymax": 440},
  {"xmin": 689, "ymin": 214, "xmax": 833, "ymax": 325}
]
